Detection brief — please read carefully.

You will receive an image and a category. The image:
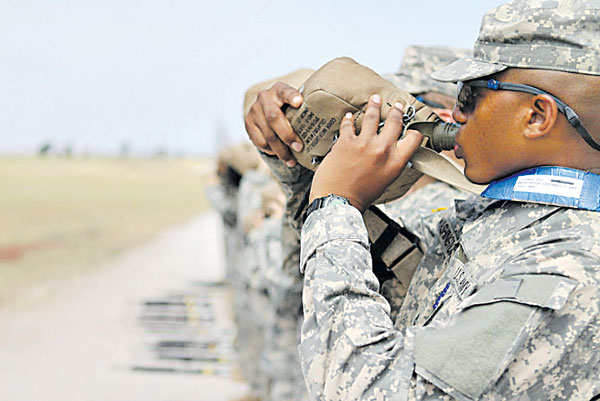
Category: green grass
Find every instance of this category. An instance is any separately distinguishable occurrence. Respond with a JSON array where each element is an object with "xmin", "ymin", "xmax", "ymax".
[{"xmin": 0, "ymin": 156, "xmax": 213, "ymax": 303}]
